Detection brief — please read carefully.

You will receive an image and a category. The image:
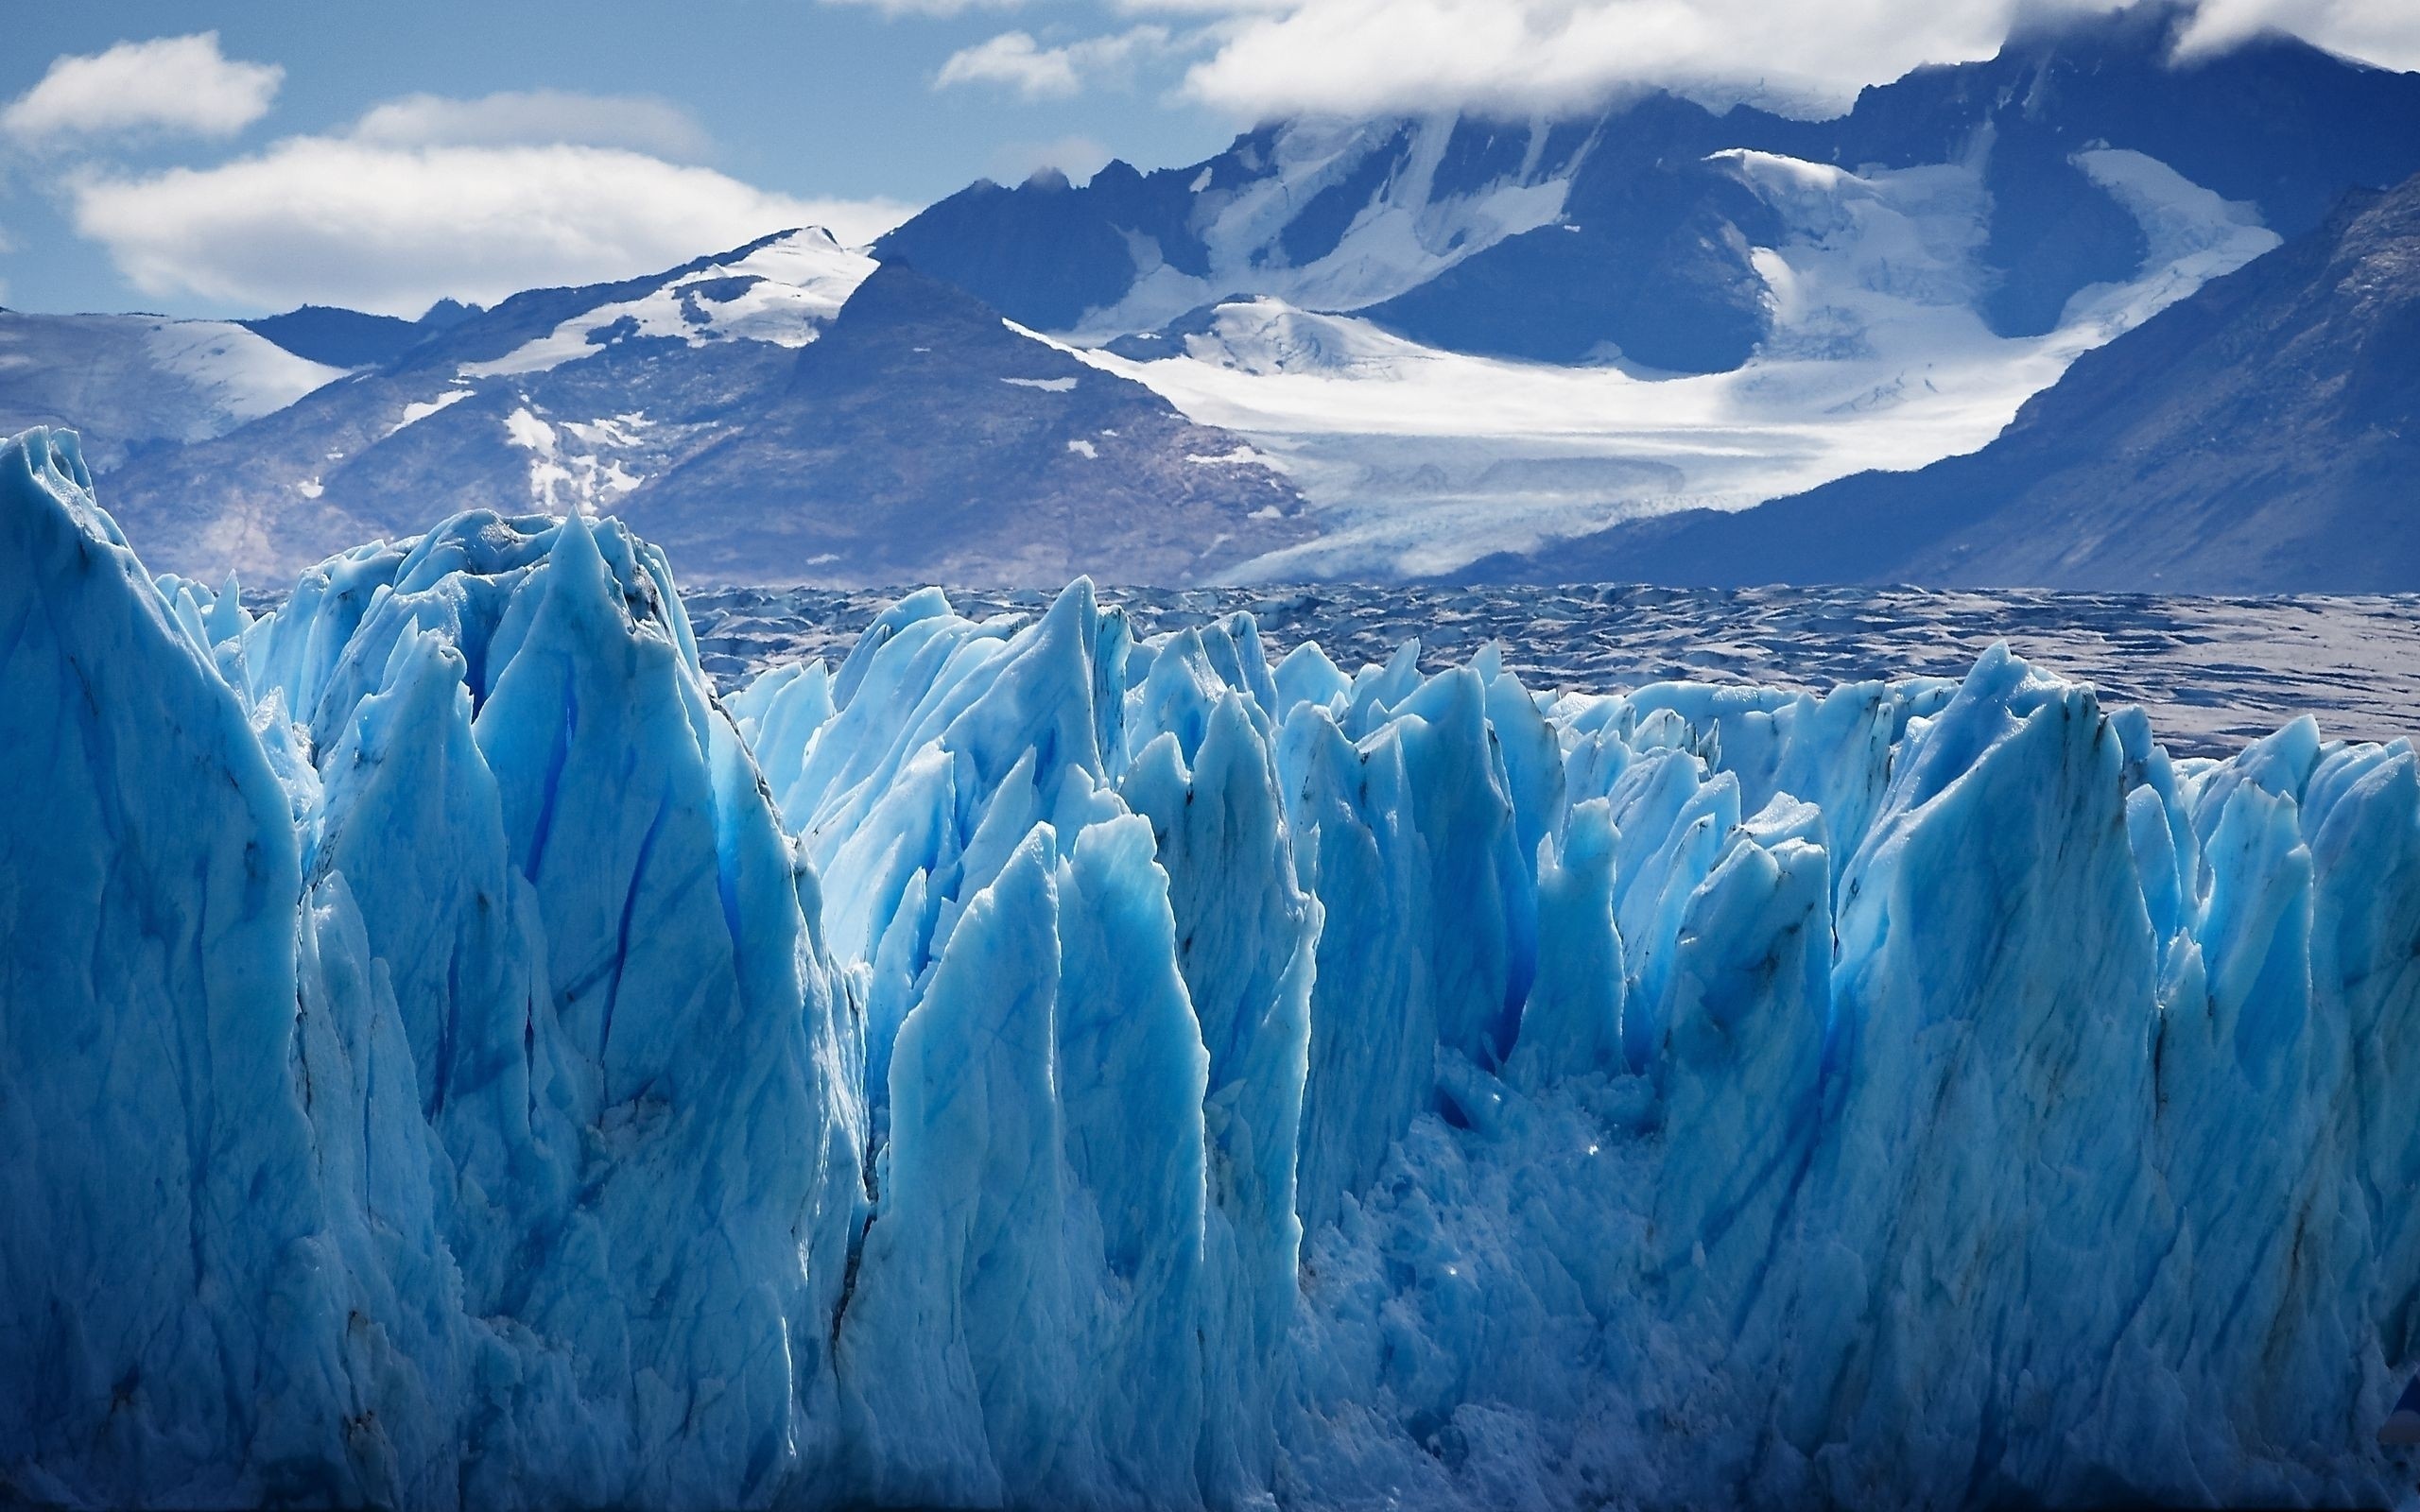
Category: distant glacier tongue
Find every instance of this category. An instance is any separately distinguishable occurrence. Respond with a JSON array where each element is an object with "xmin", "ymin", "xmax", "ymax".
[{"xmin": 4, "ymin": 423, "xmax": 2417, "ymax": 1511}]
